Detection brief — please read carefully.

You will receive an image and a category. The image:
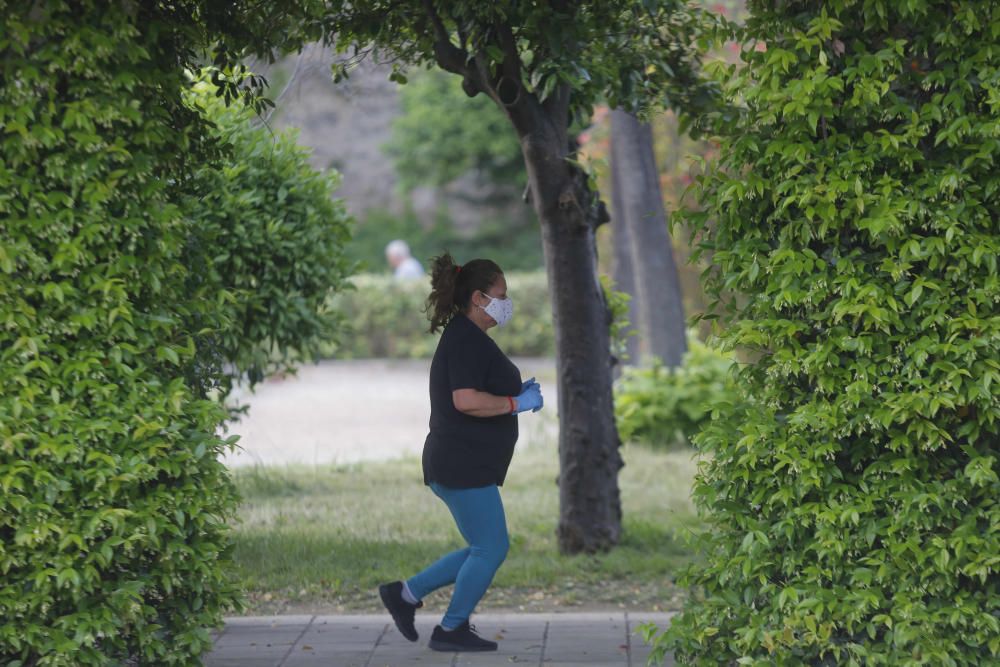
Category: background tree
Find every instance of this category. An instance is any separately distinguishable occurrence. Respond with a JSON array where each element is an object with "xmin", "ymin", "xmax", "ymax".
[
  {"xmin": 386, "ymin": 69, "xmax": 525, "ymax": 192},
  {"xmin": 0, "ymin": 2, "xmax": 351, "ymax": 663},
  {"xmin": 610, "ymin": 109, "xmax": 687, "ymax": 367},
  {"xmin": 610, "ymin": 161, "xmax": 642, "ymax": 371},
  {"xmin": 362, "ymin": 68, "xmax": 545, "ymax": 272},
  {"xmin": 253, "ymin": 0, "xmax": 721, "ymax": 553},
  {"xmin": 656, "ymin": 1, "xmax": 1000, "ymax": 663}
]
